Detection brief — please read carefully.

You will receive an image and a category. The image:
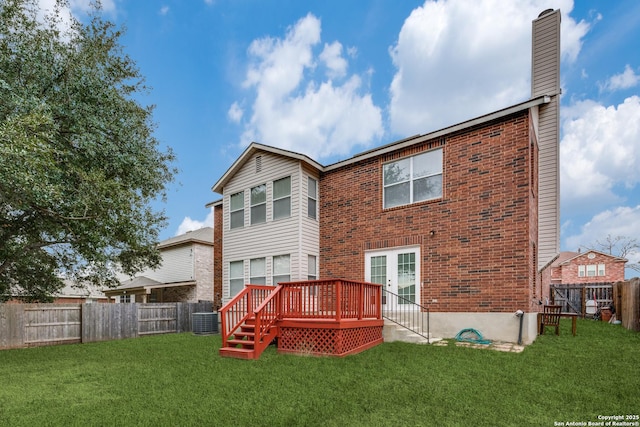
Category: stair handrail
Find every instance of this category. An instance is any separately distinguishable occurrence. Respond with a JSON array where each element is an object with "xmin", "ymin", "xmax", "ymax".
[
  {"xmin": 382, "ymin": 288, "xmax": 430, "ymax": 343},
  {"xmin": 220, "ymin": 285, "xmax": 274, "ymax": 348},
  {"xmin": 252, "ymin": 284, "xmax": 283, "ymax": 355}
]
